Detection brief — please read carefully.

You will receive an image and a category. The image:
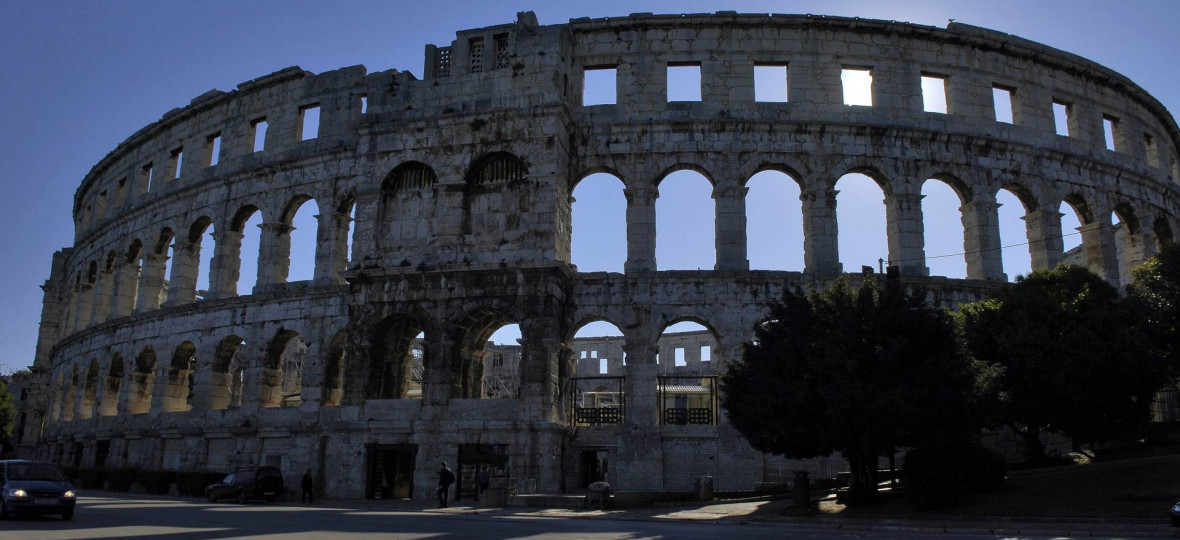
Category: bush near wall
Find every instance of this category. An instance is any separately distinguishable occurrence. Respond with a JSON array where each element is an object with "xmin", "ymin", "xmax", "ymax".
[
  {"xmin": 904, "ymin": 439, "xmax": 1007, "ymax": 509},
  {"xmin": 175, "ymin": 471, "xmax": 225, "ymax": 496}
]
